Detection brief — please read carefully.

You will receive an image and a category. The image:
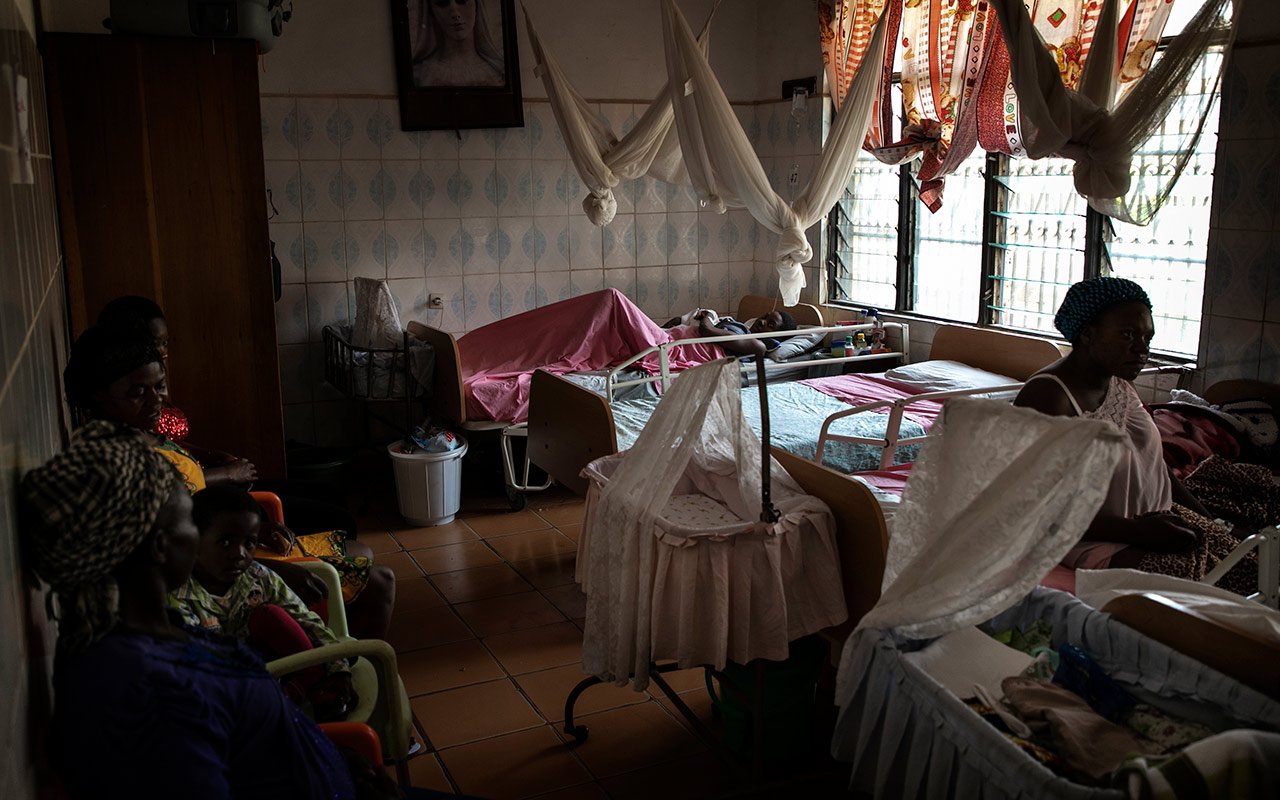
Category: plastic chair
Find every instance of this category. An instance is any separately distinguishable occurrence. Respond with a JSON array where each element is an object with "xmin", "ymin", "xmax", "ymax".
[{"xmin": 249, "ymin": 492, "xmax": 415, "ymax": 786}]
